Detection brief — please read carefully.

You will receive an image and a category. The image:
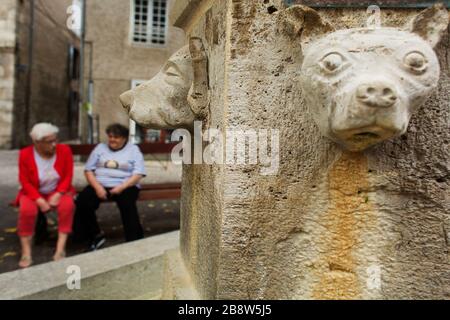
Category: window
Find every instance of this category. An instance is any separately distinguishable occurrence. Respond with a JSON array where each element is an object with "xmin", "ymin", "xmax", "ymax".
[
  {"xmin": 129, "ymin": 80, "xmax": 163, "ymax": 144},
  {"xmin": 68, "ymin": 45, "xmax": 80, "ymax": 80},
  {"xmin": 129, "ymin": 80, "xmax": 175, "ymax": 144},
  {"xmin": 129, "ymin": 80, "xmax": 146, "ymax": 144},
  {"xmin": 131, "ymin": 0, "xmax": 168, "ymax": 46}
]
